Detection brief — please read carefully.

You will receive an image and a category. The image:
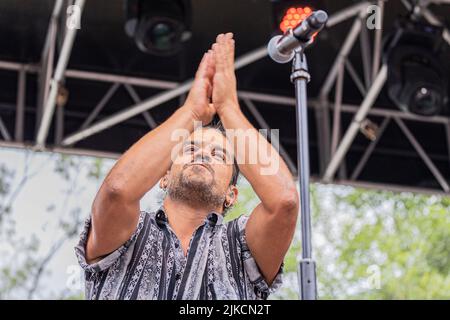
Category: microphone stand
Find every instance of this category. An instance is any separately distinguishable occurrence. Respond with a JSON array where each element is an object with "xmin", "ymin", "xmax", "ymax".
[
  {"xmin": 291, "ymin": 48, "xmax": 317, "ymax": 300},
  {"xmin": 268, "ymin": 15, "xmax": 327, "ymax": 297},
  {"xmin": 268, "ymin": 9, "xmax": 329, "ymax": 300}
]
